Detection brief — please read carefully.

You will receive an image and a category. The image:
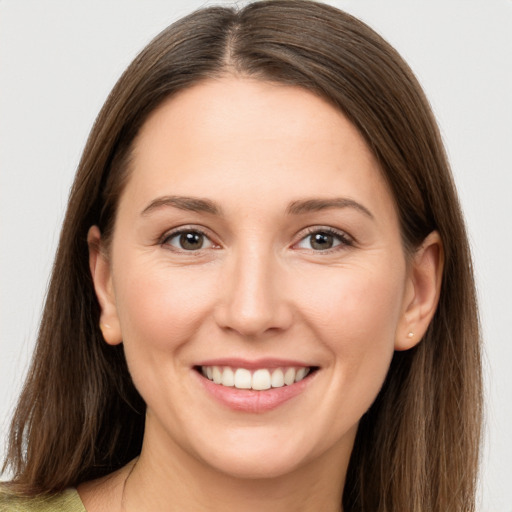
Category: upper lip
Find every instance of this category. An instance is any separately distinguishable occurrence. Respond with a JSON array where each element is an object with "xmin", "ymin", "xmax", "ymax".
[{"xmin": 195, "ymin": 358, "xmax": 315, "ymax": 369}]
